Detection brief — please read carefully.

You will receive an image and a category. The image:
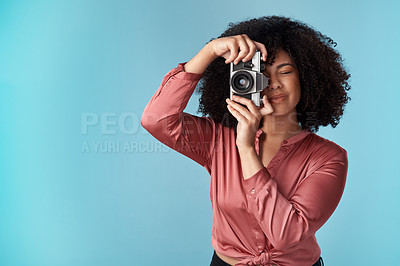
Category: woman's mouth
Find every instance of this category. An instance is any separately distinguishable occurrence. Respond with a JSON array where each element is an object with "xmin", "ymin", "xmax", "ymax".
[{"xmin": 270, "ymin": 96, "xmax": 288, "ymax": 104}]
